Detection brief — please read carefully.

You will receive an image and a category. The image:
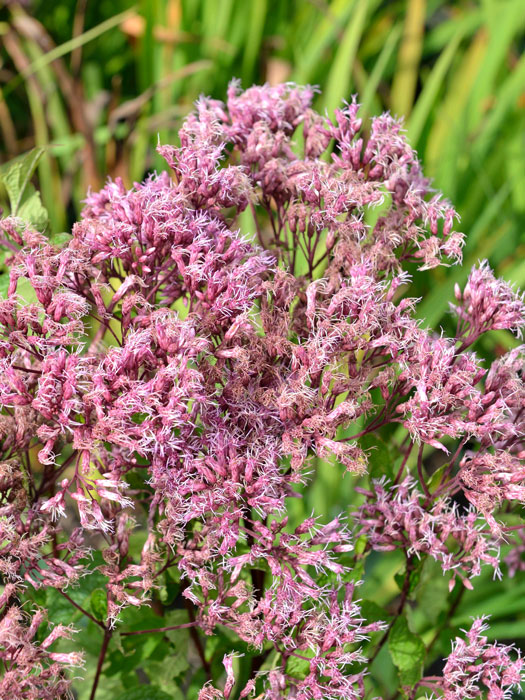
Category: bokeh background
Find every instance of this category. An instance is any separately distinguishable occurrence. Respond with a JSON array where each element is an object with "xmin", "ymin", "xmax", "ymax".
[{"xmin": 1, "ymin": 2, "xmax": 525, "ymax": 696}]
